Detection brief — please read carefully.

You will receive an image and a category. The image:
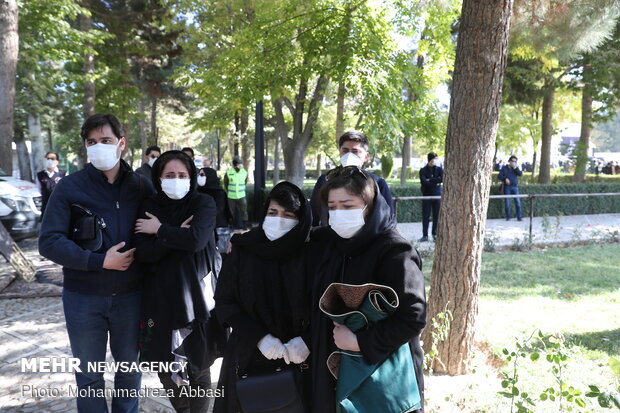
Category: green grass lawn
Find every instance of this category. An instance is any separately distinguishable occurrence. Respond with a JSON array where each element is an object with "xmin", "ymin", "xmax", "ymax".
[{"xmin": 423, "ymin": 243, "xmax": 620, "ymax": 412}]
